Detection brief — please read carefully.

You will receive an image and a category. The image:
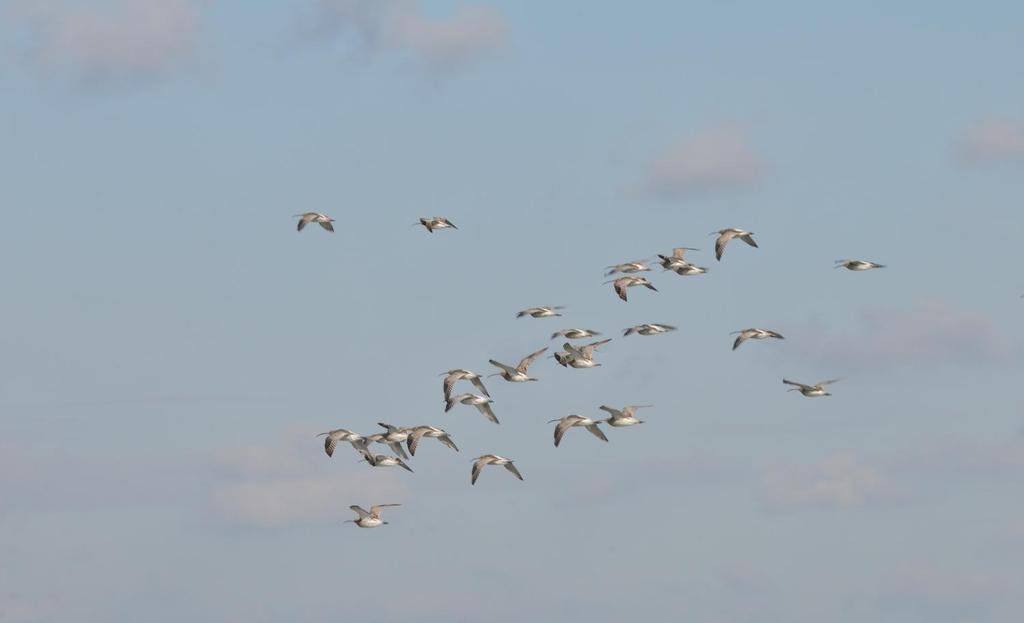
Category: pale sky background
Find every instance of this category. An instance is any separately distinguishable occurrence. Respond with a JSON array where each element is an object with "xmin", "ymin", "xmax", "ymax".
[{"xmin": 2, "ymin": 1, "xmax": 1024, "ymax": 621}]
